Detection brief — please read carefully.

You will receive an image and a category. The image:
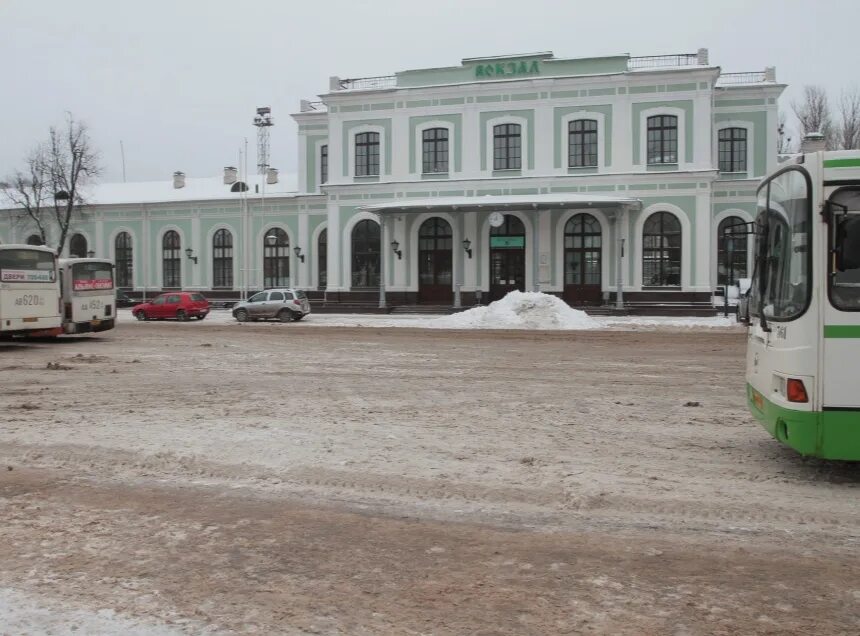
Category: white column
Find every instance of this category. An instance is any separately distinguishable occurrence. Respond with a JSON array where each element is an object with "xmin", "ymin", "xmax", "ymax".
[
  {"xmin": 191, "ymin": 213, "xmax": 201, "ymax": 289},
  {"xmin": 462, "ymin": 103, "xmax": 481, "ymax": 177},
  {"xmin": 326, "ymin": 202, "xmax": 344, "ymax": 291},
  {"xmin": 95, "ymin": 218, "xmax": 104, "ymax": 258},
  {"xmin": 694, "ymin": 191, "xmax": 711, "ymax": 290},
  {"xmin": 390, "ymin": 113, "xmax": 410, "ymax": 181},
  {"xmin": 533, "ymin": 103, "xmax": 554, "ymax": 174},
  {"xmin": 298, "ymin": 212, "xmax": 310, "ymax": 288},
  {"xmin": 614, "ymin": 92, "xmax": 633, "ymax": 173}
]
